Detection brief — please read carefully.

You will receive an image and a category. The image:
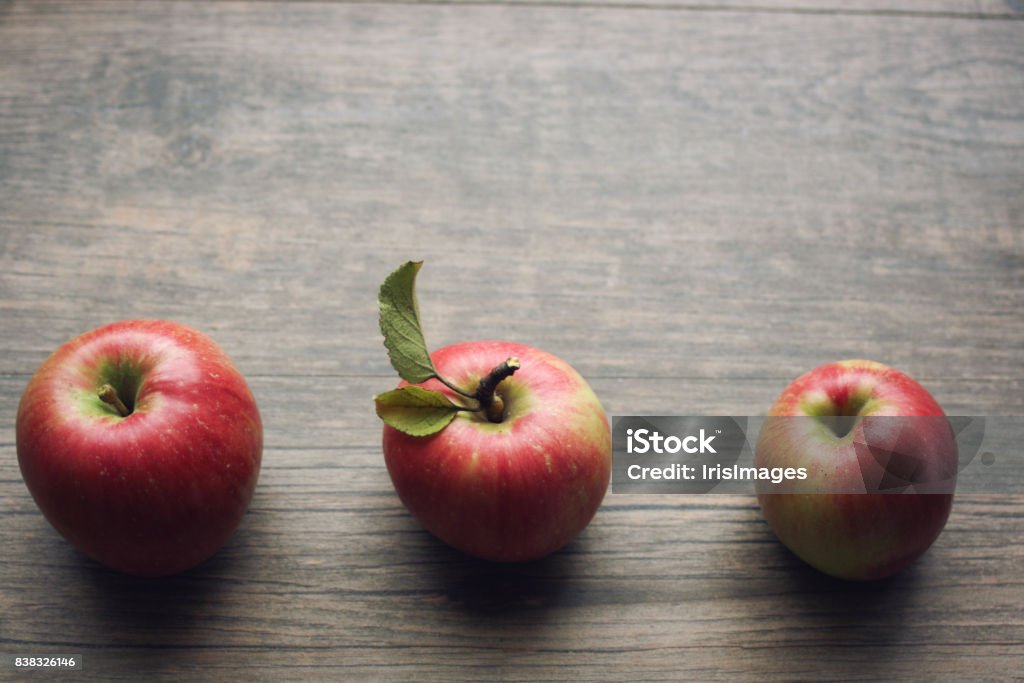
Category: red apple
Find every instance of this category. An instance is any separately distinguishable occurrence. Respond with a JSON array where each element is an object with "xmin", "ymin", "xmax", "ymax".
[
  {"xmin": 382, "ymin": 341, "xmax": 611, "ymax": 562},
  {"xmin": 755, "ymin": 360, "xmax": 957, "ymax": 580},
  {"xmin": 16, "ymin": 320, "xmax": 263, "ymax": 577}
]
